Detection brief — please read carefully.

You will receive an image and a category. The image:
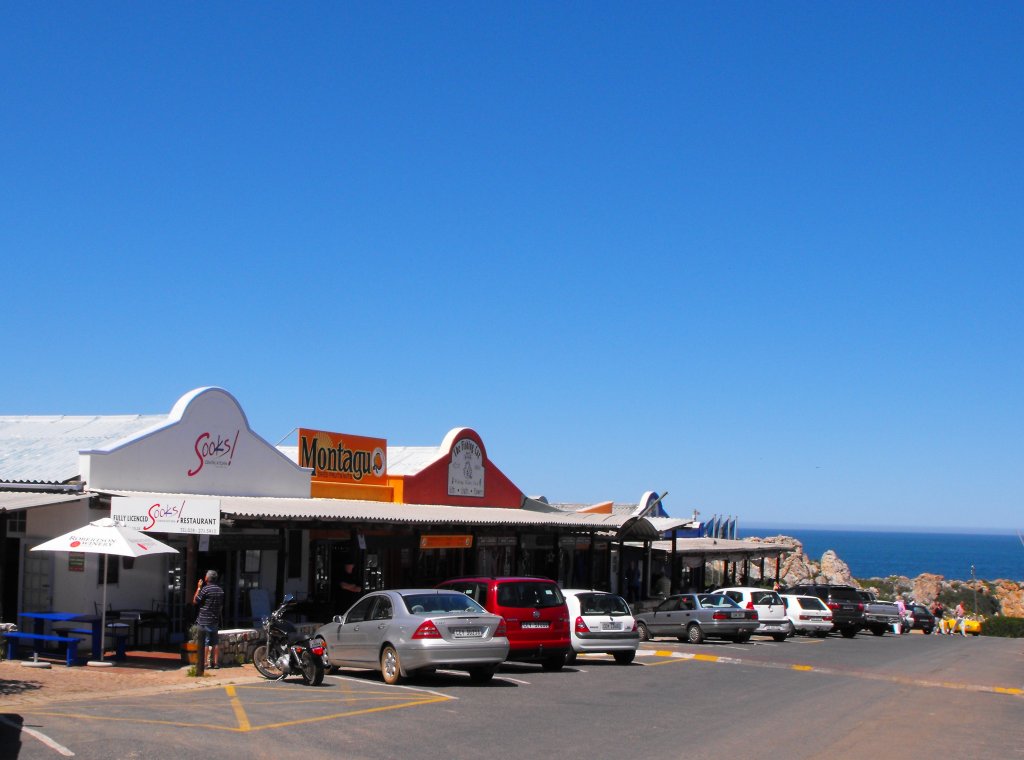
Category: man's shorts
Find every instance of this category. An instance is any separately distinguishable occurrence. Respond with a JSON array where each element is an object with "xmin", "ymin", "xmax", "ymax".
[{"xmin": 197, "ymin": 625, "xmax": 220, "ymax": 647}]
